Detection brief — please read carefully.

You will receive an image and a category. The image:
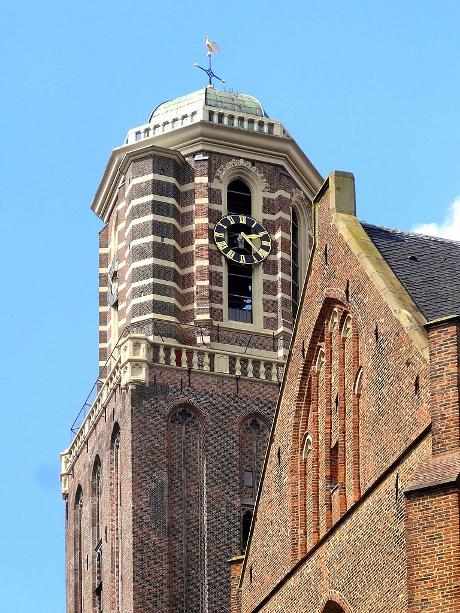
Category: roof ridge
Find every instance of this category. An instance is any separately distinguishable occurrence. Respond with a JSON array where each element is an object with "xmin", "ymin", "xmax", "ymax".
[{"xmin": 361, "ymin": 221, "xmax": 460, "ymax": 245}]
